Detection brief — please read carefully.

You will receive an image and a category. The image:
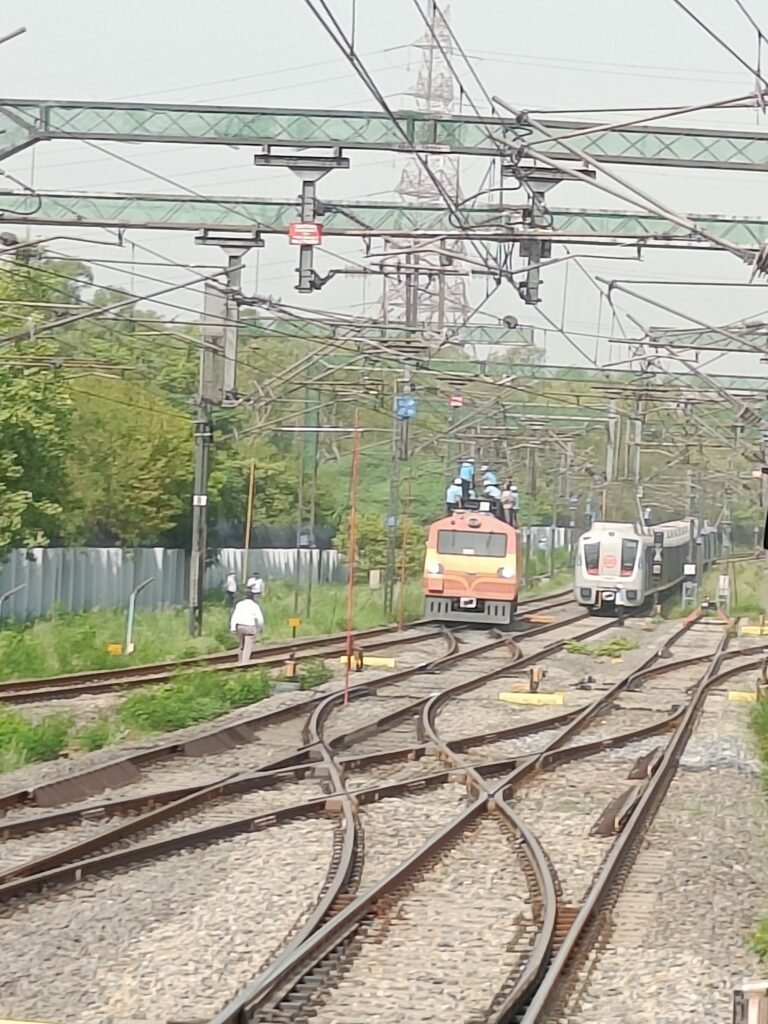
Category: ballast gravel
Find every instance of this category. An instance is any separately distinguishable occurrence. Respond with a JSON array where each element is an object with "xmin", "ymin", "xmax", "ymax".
[
  {"xmin": 307, "ymin": 814, "xmax": 530, "ymax": 1024},
  {"xmin": 0, "ymin": 816, "xmax": 334, "ymax": 1024},
  {"xmin": 560, "ymin": 677, "xmax": 768, "ymax": 1024}
]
